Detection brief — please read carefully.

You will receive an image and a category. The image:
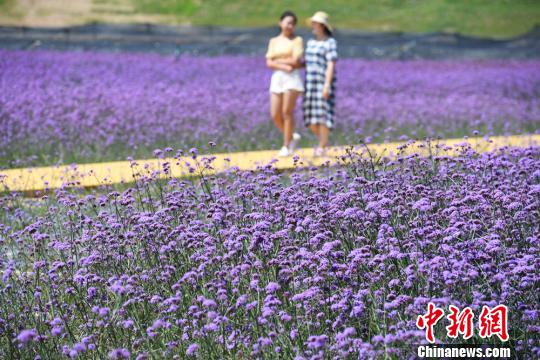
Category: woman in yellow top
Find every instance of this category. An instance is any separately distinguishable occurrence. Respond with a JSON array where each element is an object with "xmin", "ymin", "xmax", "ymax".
[{"xmin": 265, "ymin": 11, "xmax": 304, "ymax": 157}]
